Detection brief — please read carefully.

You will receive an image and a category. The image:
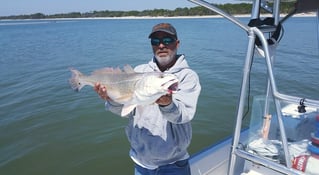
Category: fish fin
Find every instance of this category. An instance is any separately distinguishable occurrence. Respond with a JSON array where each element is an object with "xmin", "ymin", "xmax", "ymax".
[
  {"xmin": 69, "ymin": 68, "xmax": 85, "ymax": 91},
  {"xmin": 91, "ymin": 65, "xmax": 134, "ymax": 75},
  {"xmin": 92, "ymin": 67, "xmax": 123, "ymax": 75},
  {"xmin": 121, "ymin": 104, "xmax": 137, "ymax": 116},
  {"xmin": 112, "ymin": 94, "xmax": 133, "ymax": 103},
  {"xmin": 123, "ymin": 64, "xmax": 135, "ymax": 73}
]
